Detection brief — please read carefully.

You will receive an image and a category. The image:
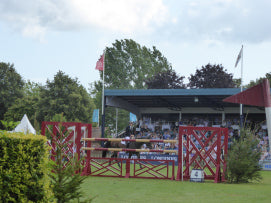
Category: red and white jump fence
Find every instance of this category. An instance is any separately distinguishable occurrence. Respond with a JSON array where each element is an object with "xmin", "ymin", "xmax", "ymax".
[{"xmin": 41, "ymin": 122, "xmax": 228, "ymax": 182}]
